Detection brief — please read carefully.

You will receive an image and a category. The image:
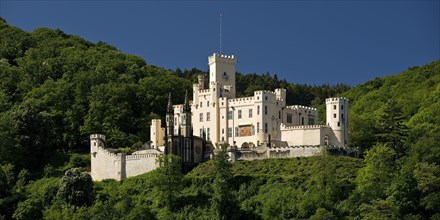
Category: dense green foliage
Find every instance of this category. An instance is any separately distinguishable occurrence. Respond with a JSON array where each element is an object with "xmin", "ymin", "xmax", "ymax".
[
  {"xmin": 1, "ymin": 18, "xmax": 439, "ymax": 219},
  {"xmin": 0, "ymin": 18, "xmax": 348, "ymax": 172}
]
